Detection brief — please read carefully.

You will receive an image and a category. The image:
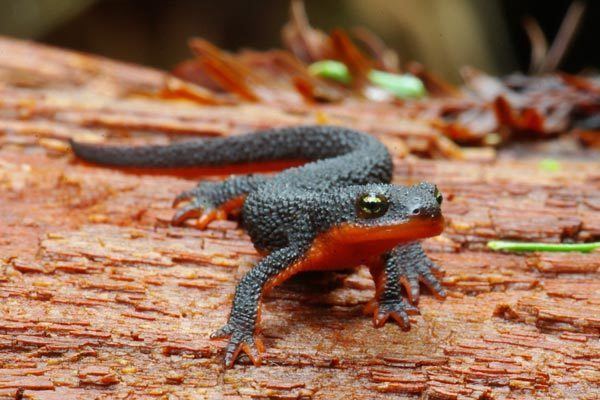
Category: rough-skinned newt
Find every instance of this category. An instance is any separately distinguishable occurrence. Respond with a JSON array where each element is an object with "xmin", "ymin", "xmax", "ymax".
[{"xmin": 70, "ymin": 125, "xmax": 446, "ymax": 368}]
